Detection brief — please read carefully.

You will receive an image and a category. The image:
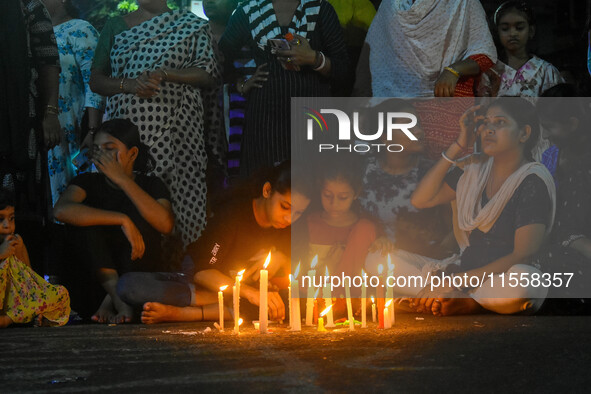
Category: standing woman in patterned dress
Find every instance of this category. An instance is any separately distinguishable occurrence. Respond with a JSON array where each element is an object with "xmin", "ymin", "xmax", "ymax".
[
  {"xmin": 41, "ymin": 0, "xmax": 104, "ymax": 208},
  {"xmin": 89, "ymin": 0, "xmax": 224, "ymax": 246},
  {"xmin": 219, "ymin": 0, "xmax": 350, "ymax": 176}
]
